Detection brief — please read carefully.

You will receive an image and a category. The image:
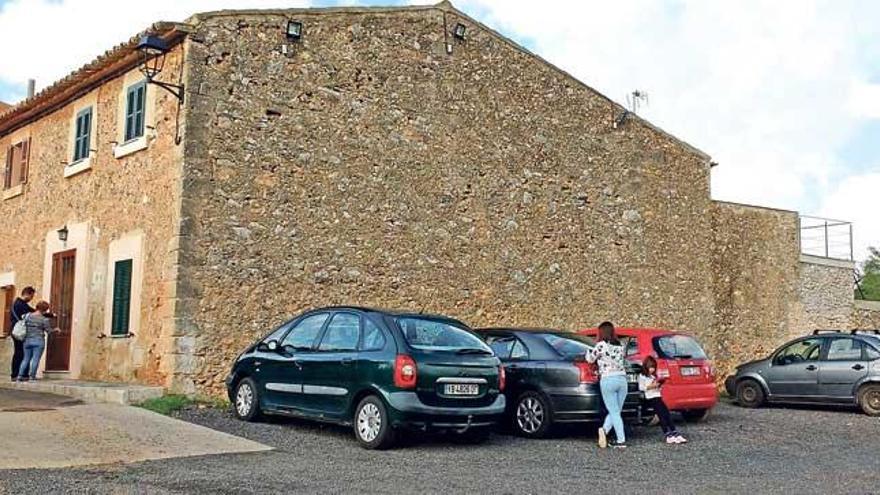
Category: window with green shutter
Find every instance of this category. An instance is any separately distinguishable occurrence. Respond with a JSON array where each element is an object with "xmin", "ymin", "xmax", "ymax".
[
  {"xmin": 73, "ymin": 107, "xmax": 92, "ymax": 162},
  {"xmin": 124, "ymin": 82, "xmax": 146, "ymax": 142},
  {"xmin": 111, "ymin": 259, "xmax": 133, "ymax": 336}
]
